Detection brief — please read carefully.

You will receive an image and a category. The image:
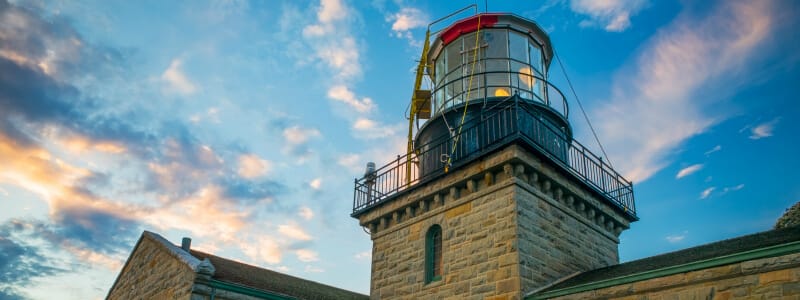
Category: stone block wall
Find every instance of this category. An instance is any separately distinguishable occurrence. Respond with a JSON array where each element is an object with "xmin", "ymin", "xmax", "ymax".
[
  {"xmin": 359, "ymin": 145, "xmax": 632, "ymax": 299},
  {"xmin": 511, "ymin": 149, "xmax": 630, "ymax": 294},
  {"xmin": 107, "ymin": 235, "xmax": 196, "ymax": 300},
  {"xmin": 546, "ymin": 252, "xmax": 800, "ymax": 299}
]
